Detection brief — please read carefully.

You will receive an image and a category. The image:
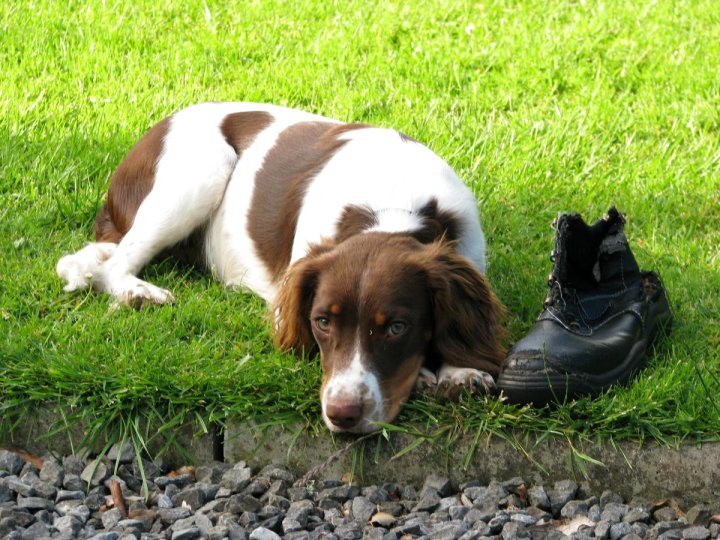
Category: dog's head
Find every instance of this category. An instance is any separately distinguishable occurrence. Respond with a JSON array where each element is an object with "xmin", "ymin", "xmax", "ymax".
[{"xmin": 273, "ymin": 232, "xmax": 504, "ymax": 432}]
